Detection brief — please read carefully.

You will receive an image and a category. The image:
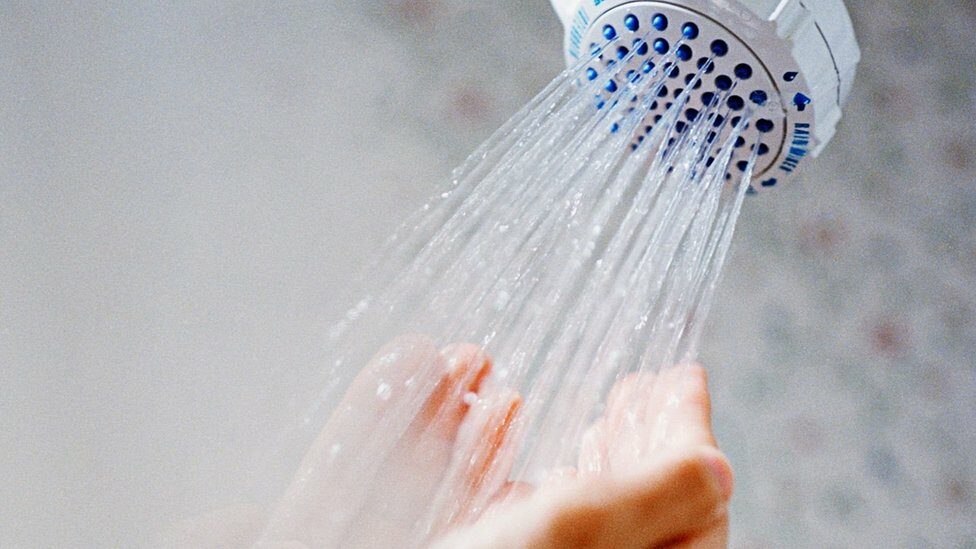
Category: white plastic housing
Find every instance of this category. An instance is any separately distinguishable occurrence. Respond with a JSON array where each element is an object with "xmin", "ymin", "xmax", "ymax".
[{"xmin": 549, "ymin": 0, "xmax": 860, "ymax": 189}]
